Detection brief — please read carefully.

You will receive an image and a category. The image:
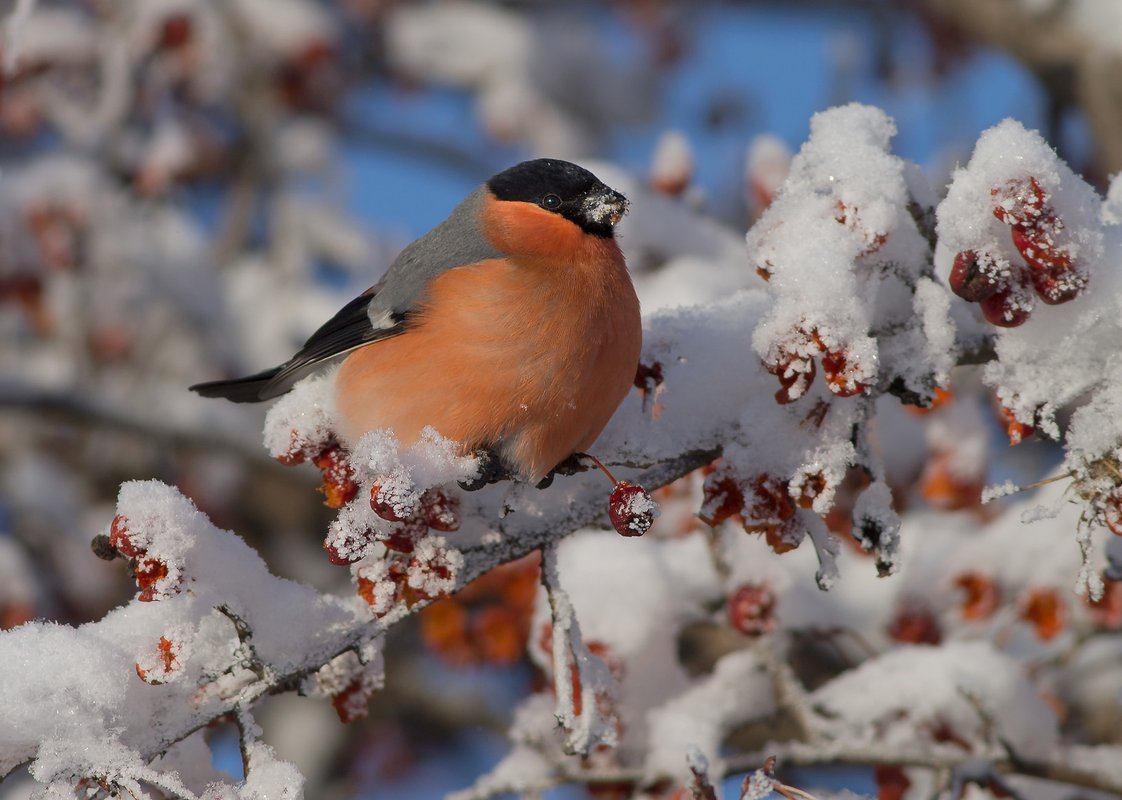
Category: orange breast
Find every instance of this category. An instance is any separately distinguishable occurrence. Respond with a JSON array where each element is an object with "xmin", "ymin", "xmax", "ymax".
[{"xmin": 335, "ymin": 204, "xmax": 641, "ymax": 482}]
